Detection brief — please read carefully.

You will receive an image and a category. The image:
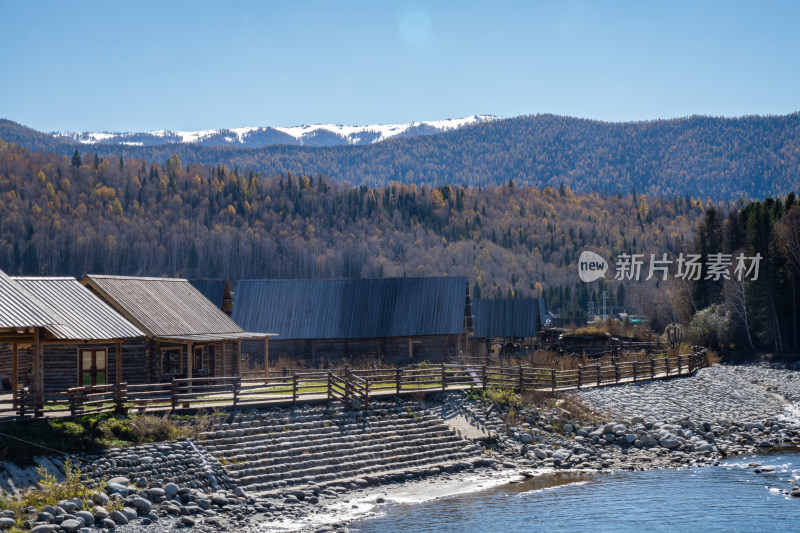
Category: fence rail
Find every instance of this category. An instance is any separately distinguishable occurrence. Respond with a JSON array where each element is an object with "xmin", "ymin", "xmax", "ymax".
[{"xmin": 3, "ymin": 348, "xmax": 708, "ymax": 421}]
